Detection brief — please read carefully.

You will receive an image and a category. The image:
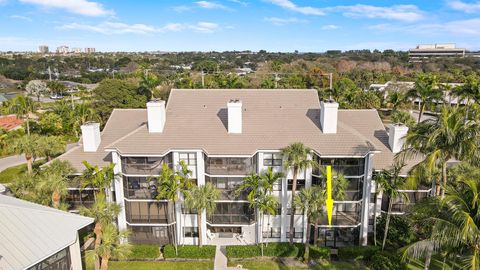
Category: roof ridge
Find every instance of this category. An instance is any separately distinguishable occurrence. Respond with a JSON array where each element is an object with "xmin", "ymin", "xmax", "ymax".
[
  {"xmin": 104, "ymin": 123, "xmax": 146, "ymax": 150},
  {"xmin": 171, "ymin": 88, "xmax": 317, "ymax": 92}
]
